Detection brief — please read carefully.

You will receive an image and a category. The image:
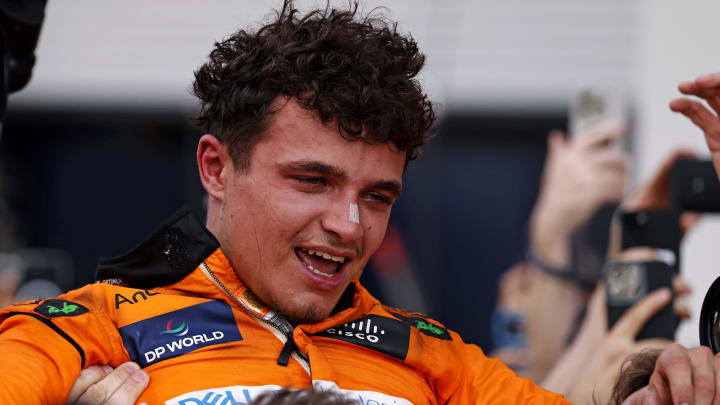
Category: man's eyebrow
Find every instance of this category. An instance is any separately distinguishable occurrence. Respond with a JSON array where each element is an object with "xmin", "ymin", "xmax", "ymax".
[{"xmin": 282, "ymin": 160, "xmax": 346, "ymax": 179}]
